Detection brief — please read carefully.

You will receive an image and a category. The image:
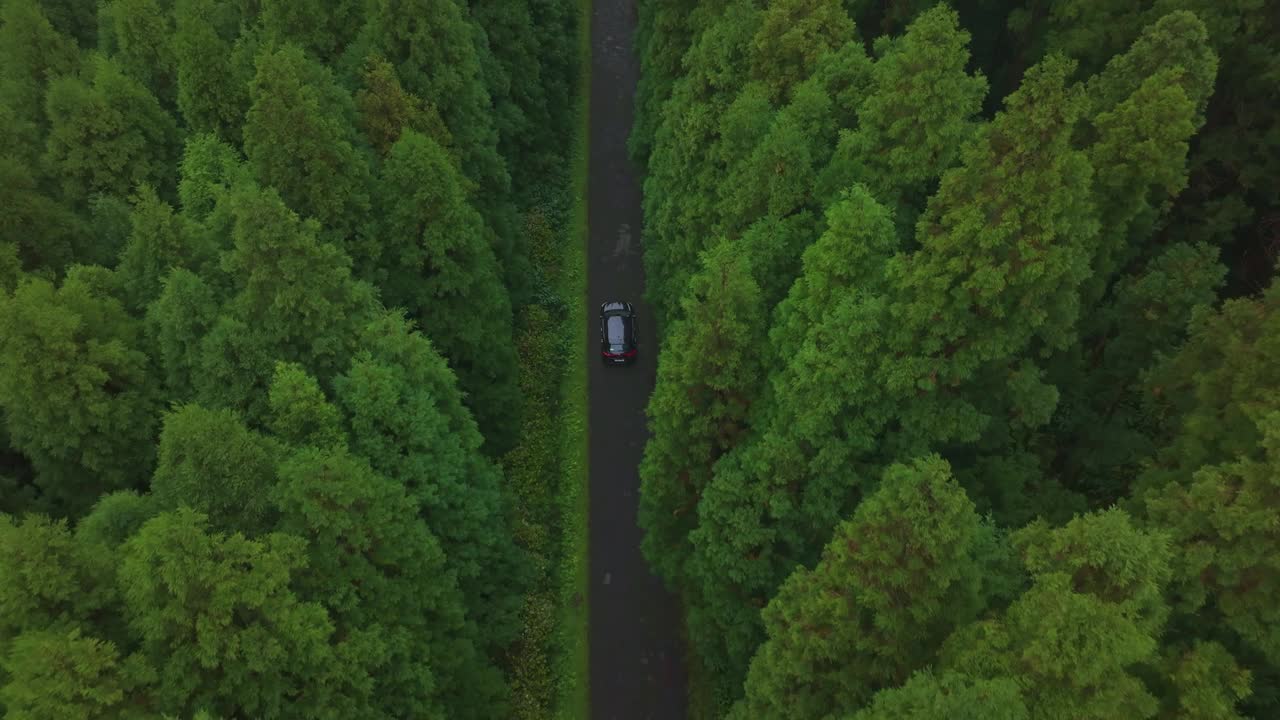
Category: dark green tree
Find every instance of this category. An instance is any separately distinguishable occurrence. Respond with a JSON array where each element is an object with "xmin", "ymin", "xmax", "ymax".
[
  {"xmin": 729, "ymin": 456, "xmax": 991, "ymax": 719},
  {"xmin": 172, "ymin": 0, "xmax": 252, "ymax": 144},
  {"xmin": 119, "ymin": 508, "xmax": 341, "ymax": 718},
  {"xmin": 942, "ymin": 509, "xmax": 1172, "ymax": 719},
  {"xmin": 243, "ymin": 43, "xmax": 372, "ymax": 245},
  {"xmin": 43, "ymin": 55, "xmax": 181, "ymax": 205},
  {"xmin": 639, "ymin": 241, "xmax": 766, "ymax": 588},
  {"xmin": 115, "ymin": 185, "xmax": 212, "ymax": 312},
  {"xmin": 272, "ymin": 445, "xmax": 508, "ymax": 719},
  {"xmin": 851, "ymin": 671, "xmax": 1028, "ymax": 720},
  {"xmin": 334, "ymin": 313, "xmax": 525, "ymax": 652},
  {"xmin": 0, "ymin": 272, "xmax": 159, "ymax": 515},
  {"xmin": 266, "ymin": 362, "xmax": 345, "ymax": 450},
  {"xmin": 353, "ymin": 54, "xmax": 452, "ymax": 158},
  {"xmin": 106, "ymin": 0, "xmax": 179, "ymax": 108},
  {"xmin": 370, "ymin": 130, "xmax": 521, "ymax": 455},
  {"xmin": 817, "ymin": 4, "xmax": 987, "ymax": 237},
  {"xmin": 150, "ymin": 405, "xmax": 282, "ymax": 534}
]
